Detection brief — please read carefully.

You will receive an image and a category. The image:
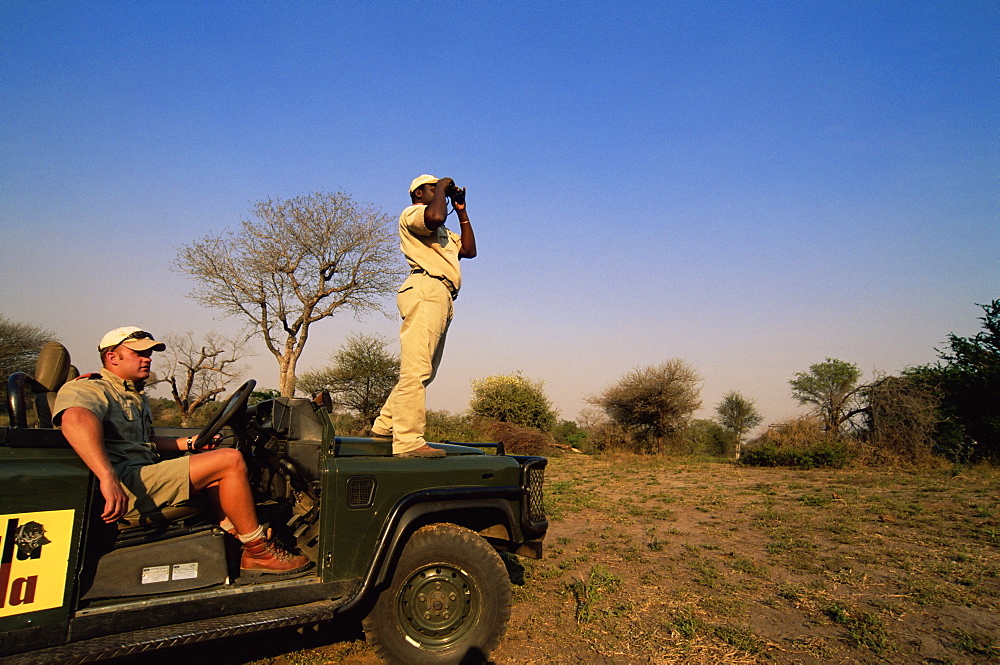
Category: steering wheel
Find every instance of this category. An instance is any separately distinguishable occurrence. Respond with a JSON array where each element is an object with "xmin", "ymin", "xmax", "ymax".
[{"xmin": 192, "ymin": 379, "xmax": 256, "ymax": 451}]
